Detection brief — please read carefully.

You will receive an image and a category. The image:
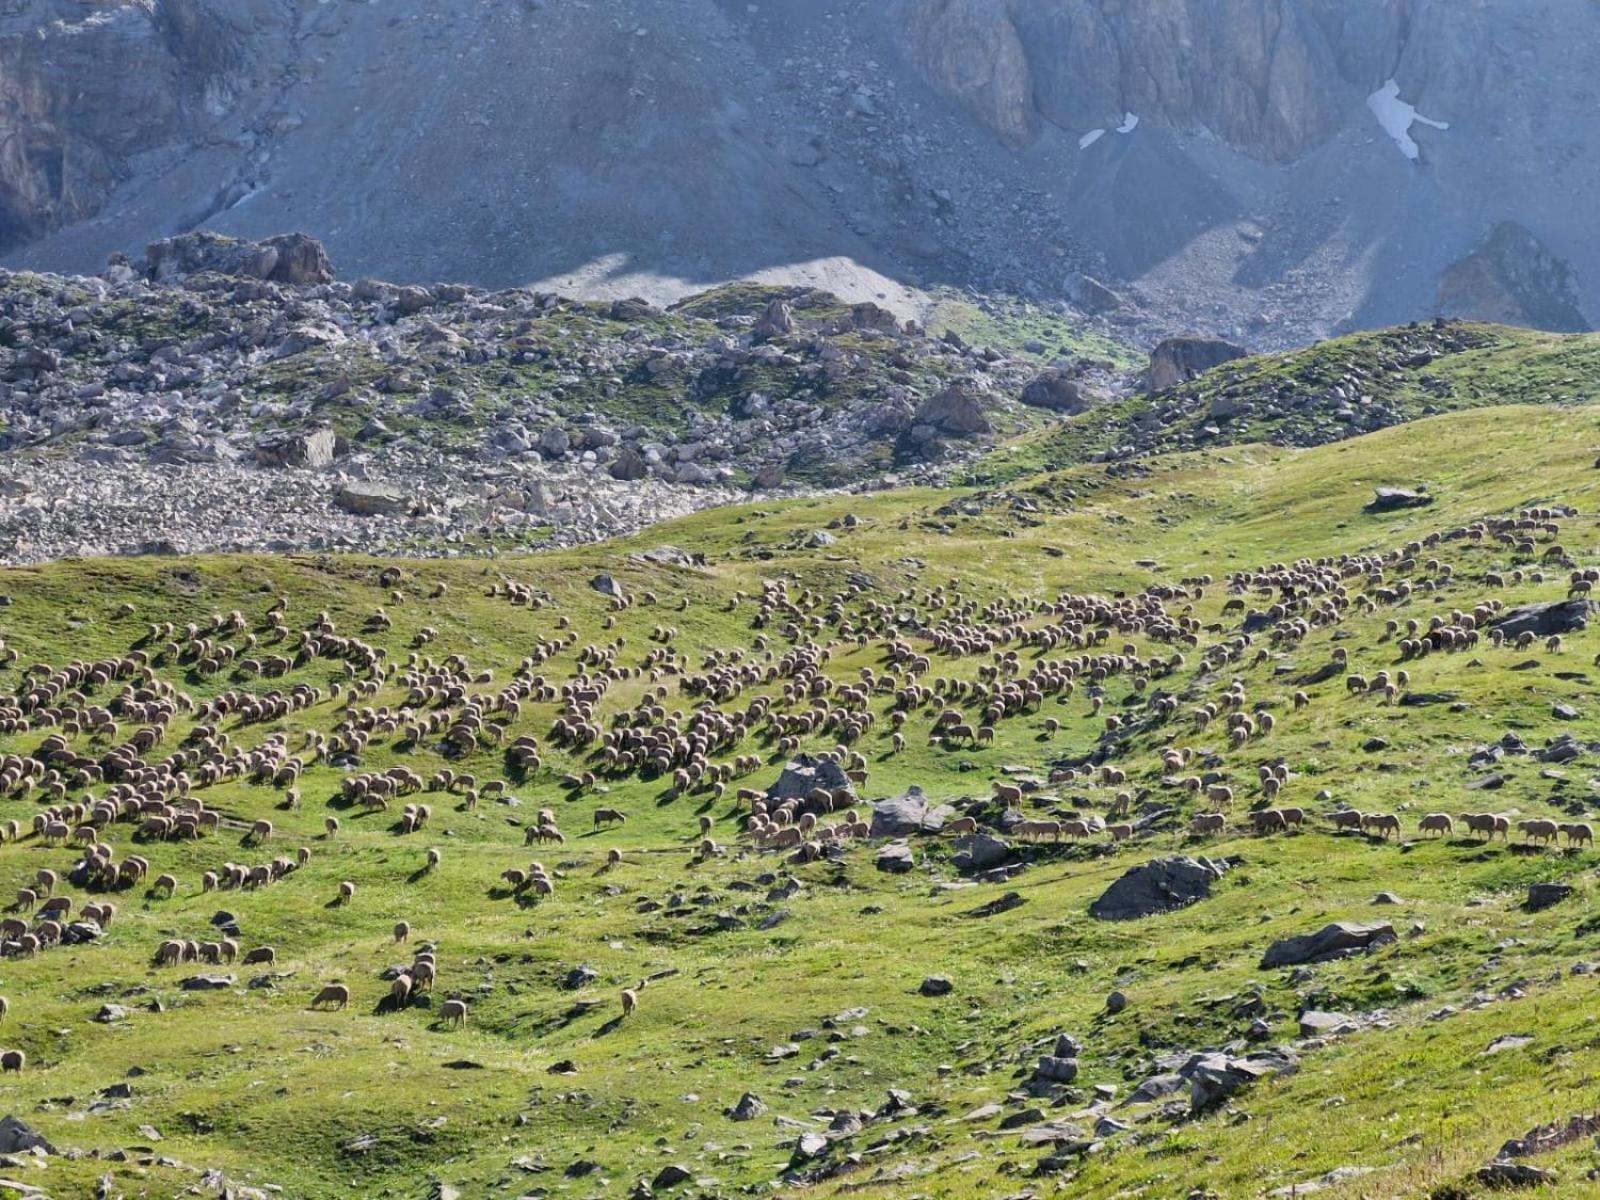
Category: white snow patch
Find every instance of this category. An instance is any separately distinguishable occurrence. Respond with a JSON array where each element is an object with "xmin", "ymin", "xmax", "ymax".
[
  {"xmin": 1366, "ymin": 79, "xmax": 1448, "ymax": 160},
  {"xmin": 1078, "ymin": 128, "xmax": 1106, "ymax": 149},
  {"xmin": 1116, "ymin": 112, "xmax": 1140, "ymax": 134}
]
